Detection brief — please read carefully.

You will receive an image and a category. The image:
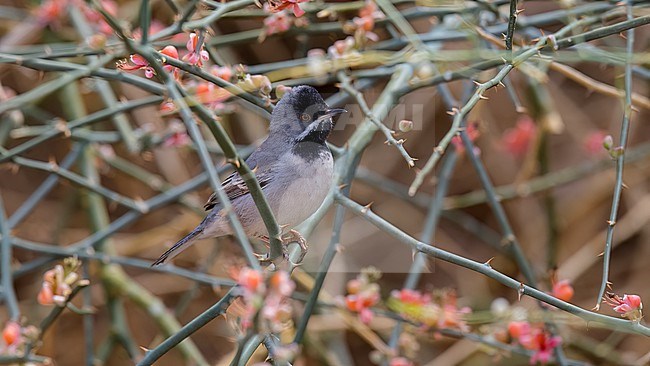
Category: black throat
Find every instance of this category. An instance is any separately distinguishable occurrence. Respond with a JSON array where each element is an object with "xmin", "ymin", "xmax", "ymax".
[{"xmin": 292, "ymin": 140, "xmax": 330, "ymax": 161}]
